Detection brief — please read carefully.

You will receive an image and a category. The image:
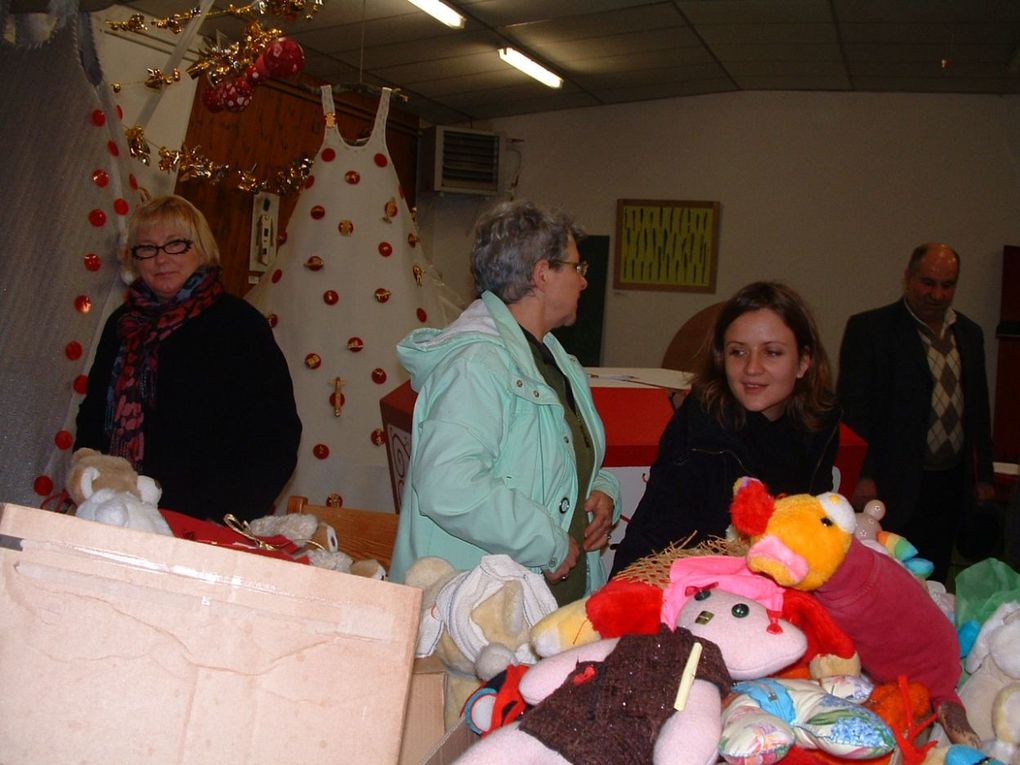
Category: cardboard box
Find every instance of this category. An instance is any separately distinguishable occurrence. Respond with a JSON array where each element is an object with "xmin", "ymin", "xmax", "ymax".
[
  {"xmin": 0, "ymin": 503, "xmax": 421, "ymax": 765},
  {"xmin": 420, "ymin": 718, "xmax": 476, "ymax": 765},
  {"xmin": 399, "ymin": 655, "xmax": 447, "ymax": 765}
]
